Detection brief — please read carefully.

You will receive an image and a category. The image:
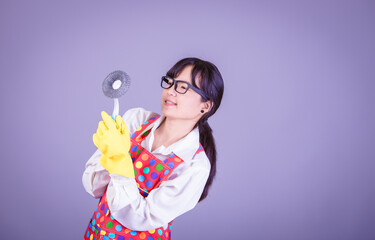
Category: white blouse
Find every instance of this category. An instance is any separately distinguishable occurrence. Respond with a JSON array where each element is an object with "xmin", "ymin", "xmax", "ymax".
[{"xmin": 82, "ymin": 107, "xmax": 211, "ymax": 231}]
